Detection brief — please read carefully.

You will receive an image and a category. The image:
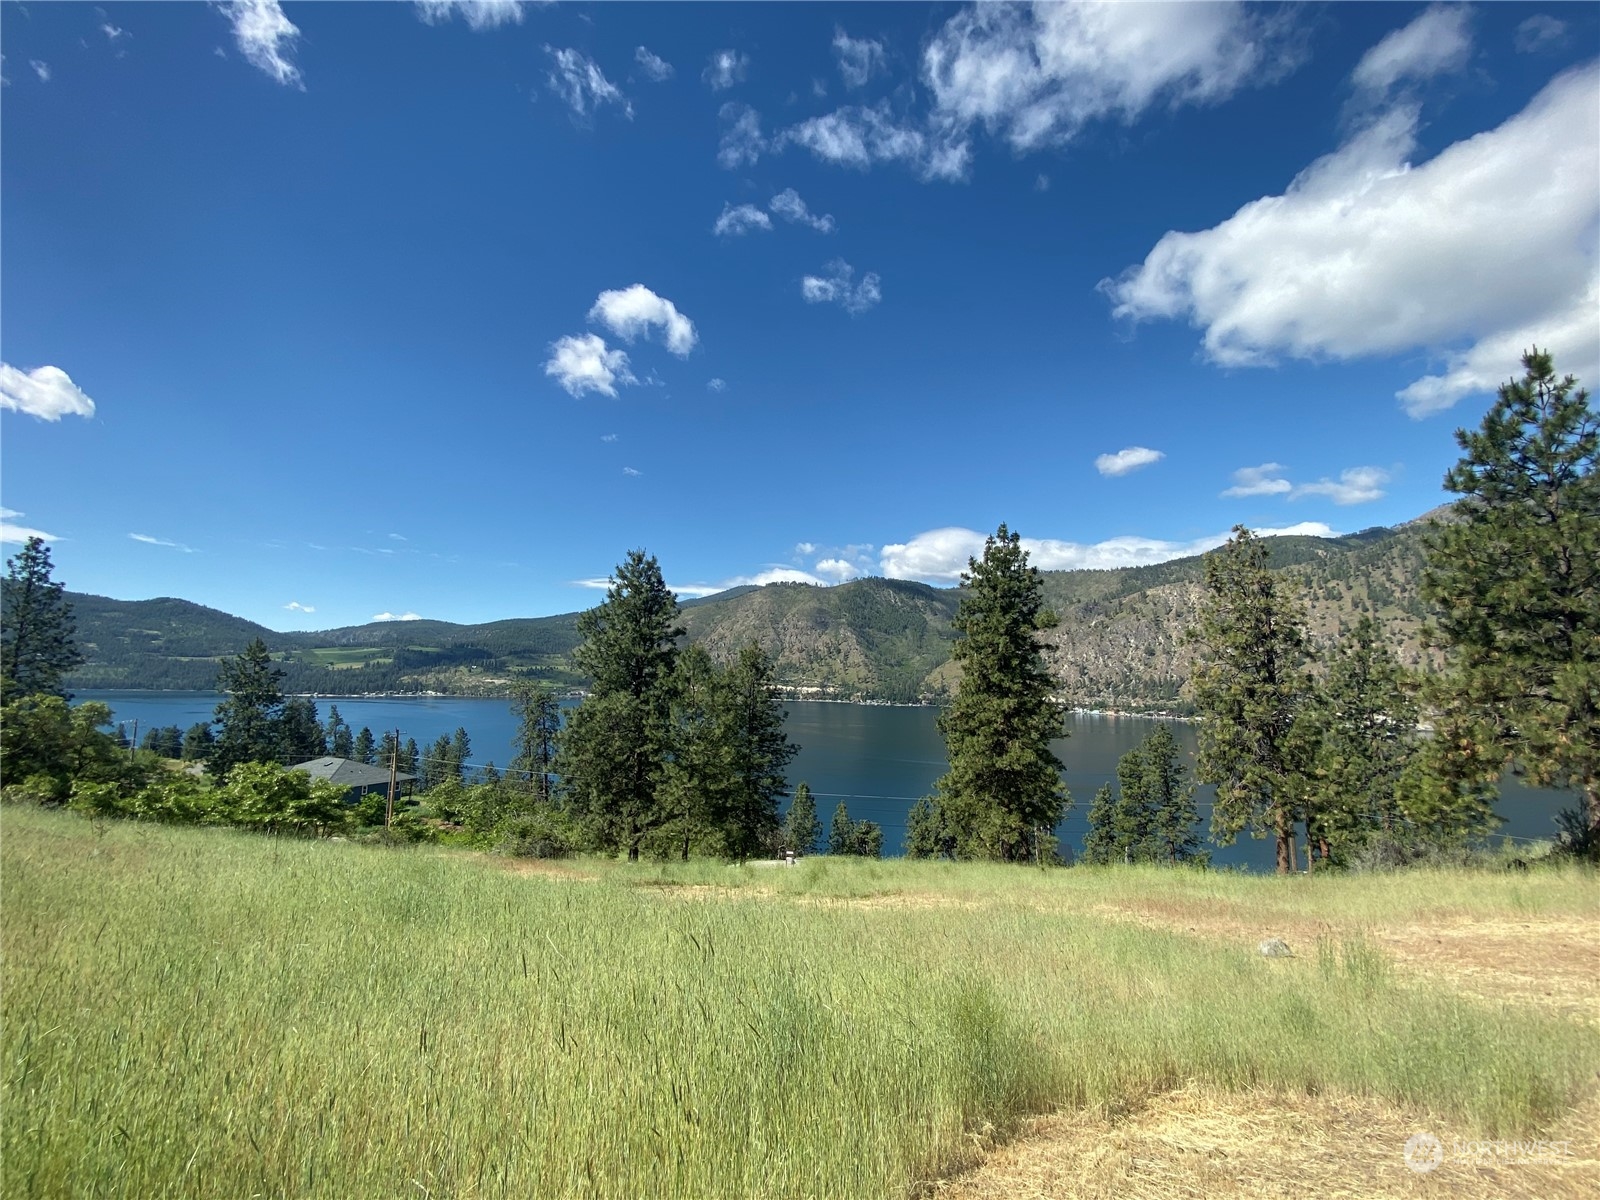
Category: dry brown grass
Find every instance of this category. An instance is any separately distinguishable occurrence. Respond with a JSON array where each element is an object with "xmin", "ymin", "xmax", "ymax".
[{"xmin": 932, "ymin": 1085, "xmax": 1600, "ymax": 1200}]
